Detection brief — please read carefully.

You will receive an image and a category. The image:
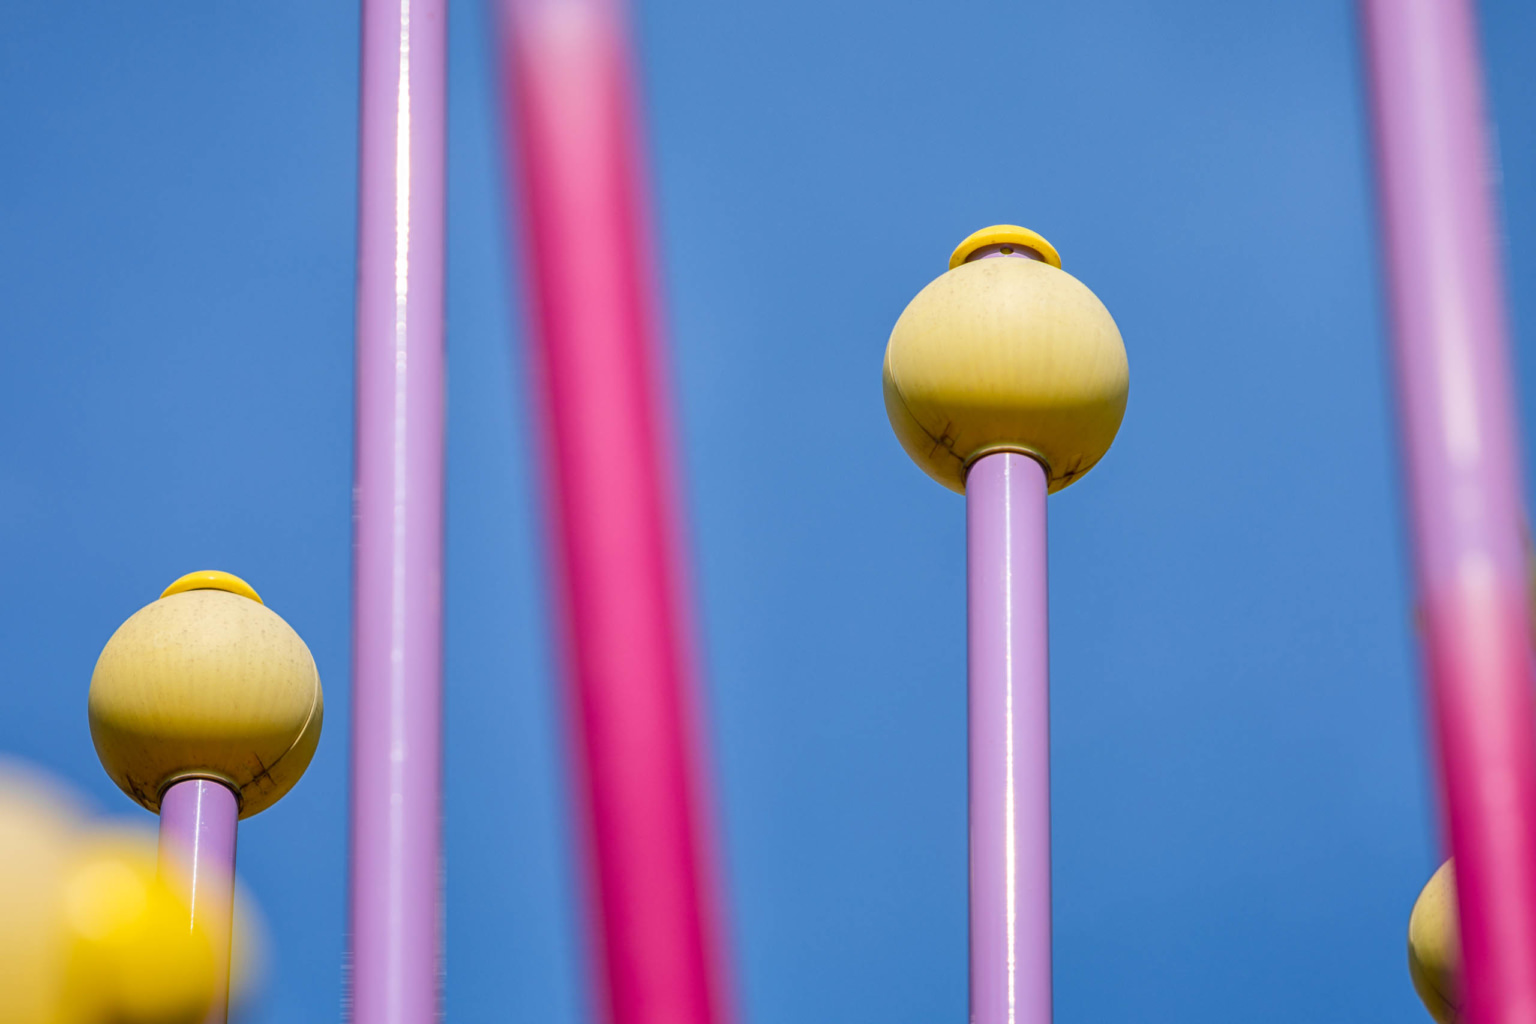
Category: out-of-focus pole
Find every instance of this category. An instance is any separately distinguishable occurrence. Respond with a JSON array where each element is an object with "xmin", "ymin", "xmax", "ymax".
[
  {"xmin": 1360, "ymin": 3, "xmax": 1536, "ymax": 1022},
  {"xmin": 967, "ymin": 451, "xmax": 1052, "ymax": 1024},
  {"xmin": 160, "ymin": 779, "xmax": 240, "ymax": 1024},
  {"xmin": 352, "ymin": 0, "xmax": 446, "ymax": 1021},
  {"xmin": 497, "ymin": 3, "xmax": 733, "ymax": 1024}
]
